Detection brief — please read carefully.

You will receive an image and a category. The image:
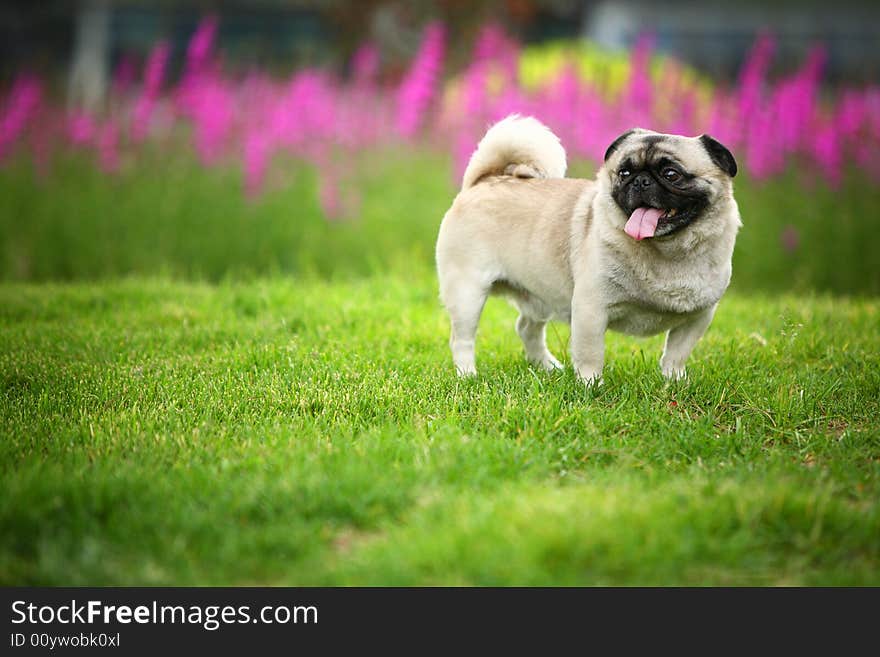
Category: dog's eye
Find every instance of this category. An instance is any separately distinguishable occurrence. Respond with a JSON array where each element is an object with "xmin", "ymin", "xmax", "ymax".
[
  {"xmin": 618, "ymin": 169, "xmax": 631, "ymax": 179},
  {"xmin": 663, "ymin": 168, "xmax": 682, "ymax": 182}
]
